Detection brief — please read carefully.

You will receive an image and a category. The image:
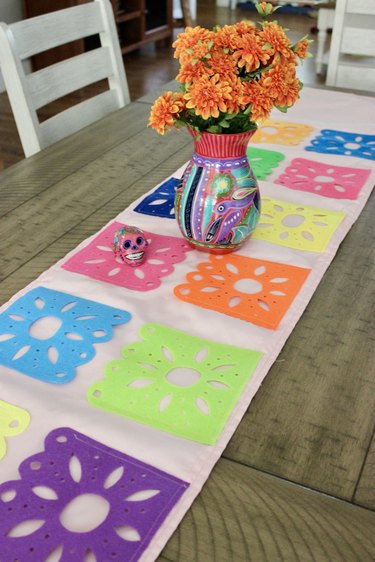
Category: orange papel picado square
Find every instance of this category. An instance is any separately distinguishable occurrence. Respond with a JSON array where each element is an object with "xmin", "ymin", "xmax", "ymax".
[{"xmin": 174, "ymin": 254, "xmax": 311, "ymax": 330}]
